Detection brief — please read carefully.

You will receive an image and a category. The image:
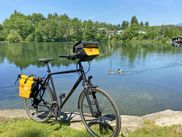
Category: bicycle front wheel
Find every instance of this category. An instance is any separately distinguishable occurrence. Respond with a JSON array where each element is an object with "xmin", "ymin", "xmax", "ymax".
[
  {"xmin": 24, "ymin": 85, "xmax": 53, "ymax": 123},
  {"xmin": 78, "ymin": 88, "xmax": 121, "ymax": 137}
]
